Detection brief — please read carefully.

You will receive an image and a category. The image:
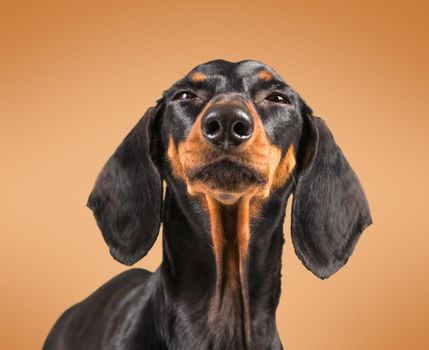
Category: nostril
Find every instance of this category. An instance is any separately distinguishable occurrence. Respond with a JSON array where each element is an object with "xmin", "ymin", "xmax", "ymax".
[
  {"xmin": 204, "ymin": 119, "xmax": 221, "ymax": 138},
  {"xmin": 232, "ymin": 120, "xmax": 252, "ymax": 139}
]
